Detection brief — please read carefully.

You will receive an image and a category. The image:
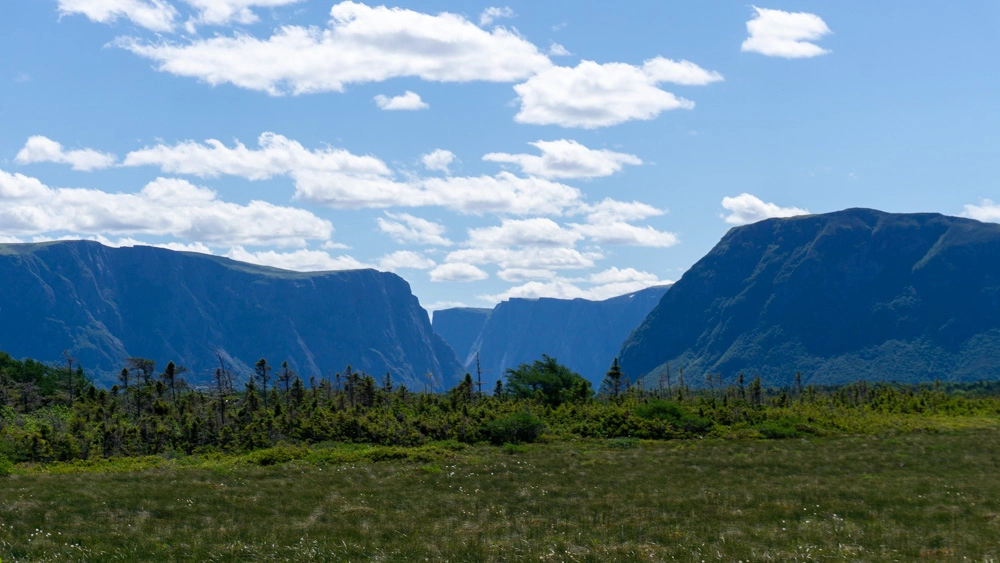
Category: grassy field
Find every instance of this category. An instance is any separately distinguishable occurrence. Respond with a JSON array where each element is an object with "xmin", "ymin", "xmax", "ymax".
[{"xmin": 1, "ymin": 428, "xmax": 999, "ymax": 561}]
